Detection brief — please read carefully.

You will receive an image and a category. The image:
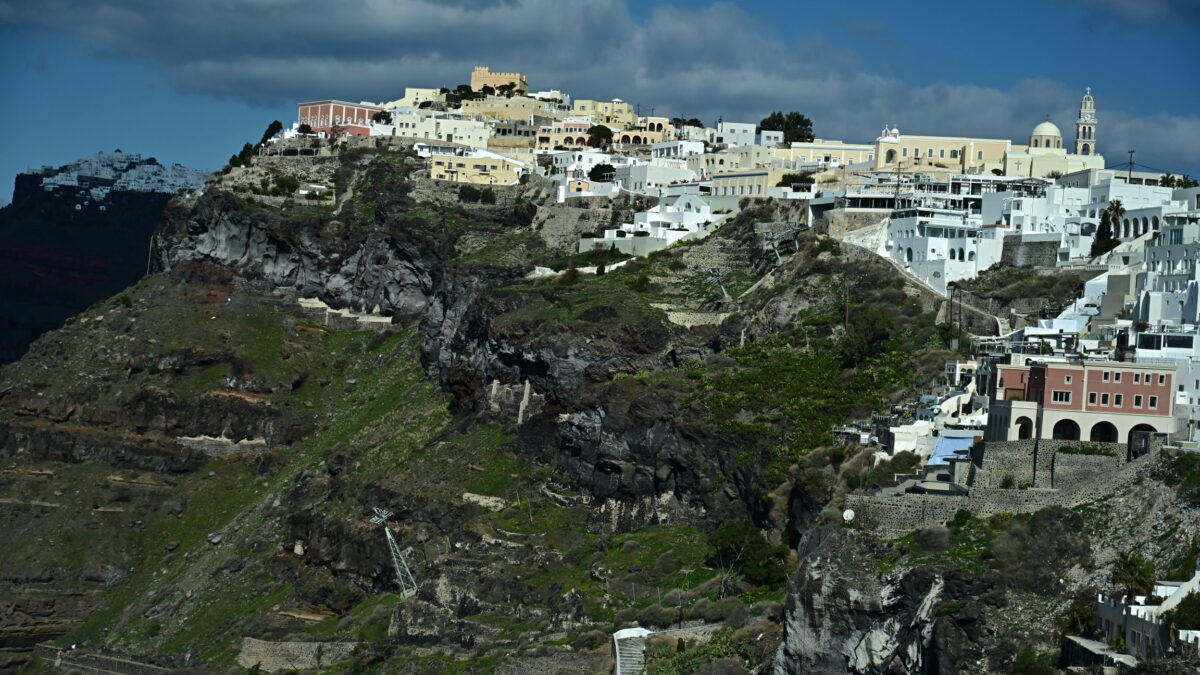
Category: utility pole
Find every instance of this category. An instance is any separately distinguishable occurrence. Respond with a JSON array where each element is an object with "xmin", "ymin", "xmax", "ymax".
[{"xmin": 1127, "ymin": 150, "xmax": 1135, "ymax": 183}]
